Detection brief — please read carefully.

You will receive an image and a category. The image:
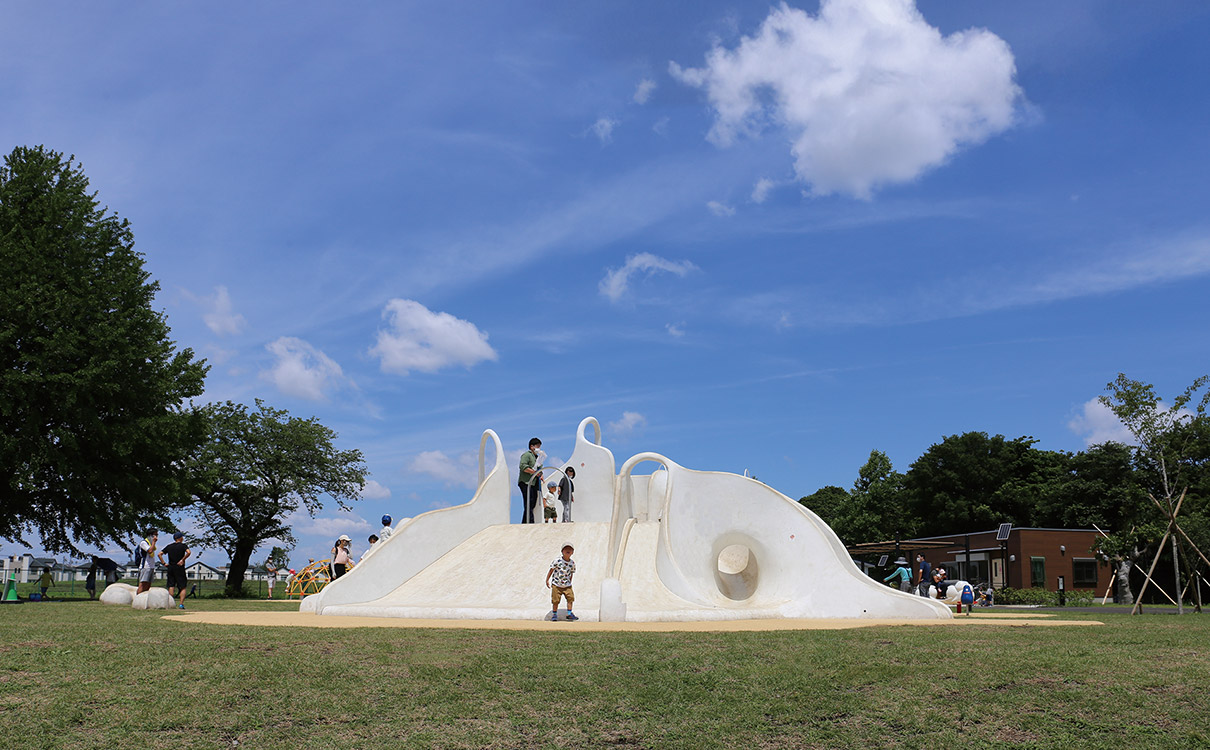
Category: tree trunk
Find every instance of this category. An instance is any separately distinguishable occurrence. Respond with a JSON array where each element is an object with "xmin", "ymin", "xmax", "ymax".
[
  {"xmin": 1116, "ymin": 558, "xmax": 1135, "ymax": 605},
  {"xmin": 224, "ymin": 540, "xmax": 257, "ymax": 597}
]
